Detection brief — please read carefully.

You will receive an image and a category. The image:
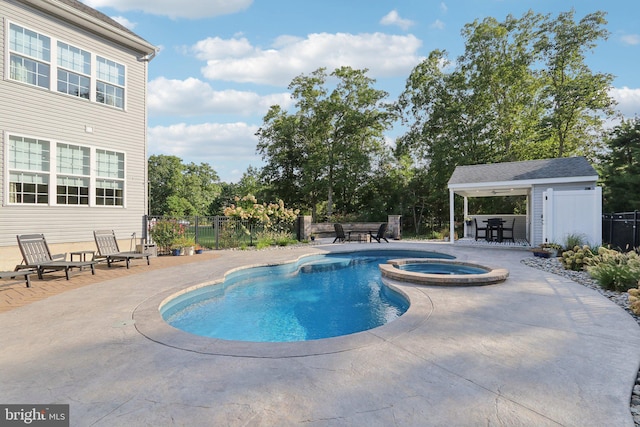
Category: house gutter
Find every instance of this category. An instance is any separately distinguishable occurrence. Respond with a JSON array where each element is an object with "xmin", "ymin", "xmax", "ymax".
[{"xmin": 16, "ymin": 0, "xmax": 157, "ymax": 57}]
